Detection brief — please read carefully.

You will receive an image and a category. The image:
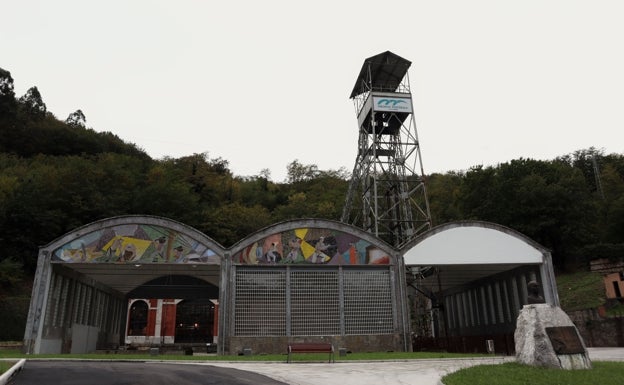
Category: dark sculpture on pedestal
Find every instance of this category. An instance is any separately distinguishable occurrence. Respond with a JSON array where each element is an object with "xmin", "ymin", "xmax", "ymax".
[{"xmin": 527, "ymin": 280, "xmax": 544, "ymax": 304}]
